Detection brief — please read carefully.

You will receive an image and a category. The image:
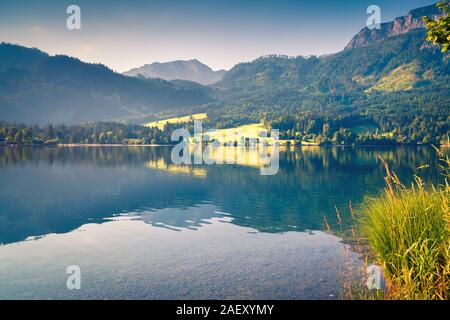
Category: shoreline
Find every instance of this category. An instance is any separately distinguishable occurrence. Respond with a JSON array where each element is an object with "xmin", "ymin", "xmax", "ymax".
[
  {"xmin": 58, "ymin": 143, "xmax": 170, "ymax": 147},
  {"xmin": 1, "ymin": 143, "xmax": 447, "ymax": 148}
]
